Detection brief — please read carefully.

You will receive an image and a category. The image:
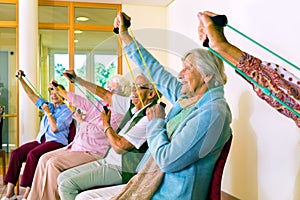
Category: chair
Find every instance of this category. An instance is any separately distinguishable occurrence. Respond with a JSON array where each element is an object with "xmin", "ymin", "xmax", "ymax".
[
  {"xmin": 0, "ymin": 105, "xmax": 6, "ymax": 184},
  {"xmin": 206, "ymin": 135, "xmax": 232, "ymax": 200},
  {"xmin": 67, "ymin": 119, "xmax": 77, "ymax": 144},
  {"xmin": 86, "ymin": 136, "xmax": 233, "ymax": 198},
  {"xmin": 16, "ymin": 119, "xmax": 77, "ymax": 194}
]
